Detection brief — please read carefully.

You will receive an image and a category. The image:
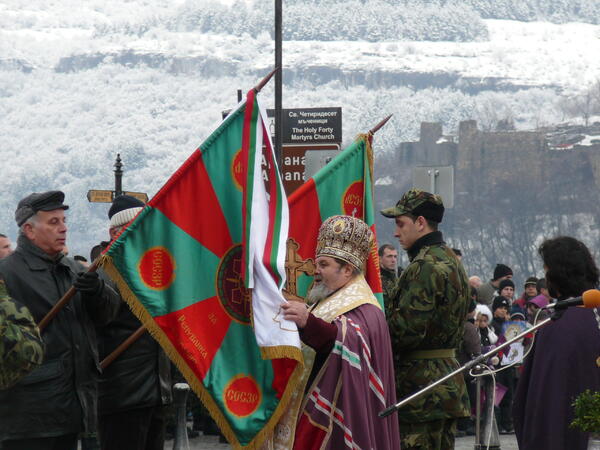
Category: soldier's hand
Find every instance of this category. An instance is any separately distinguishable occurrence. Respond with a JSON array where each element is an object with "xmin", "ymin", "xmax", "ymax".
[
  {"xmin": 281, "ymin": 301, "xmax": 309, "ymax": 329},
  {"xmin": 74, "ymin": 271, "xmax": 103, "ymax": 298}
]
